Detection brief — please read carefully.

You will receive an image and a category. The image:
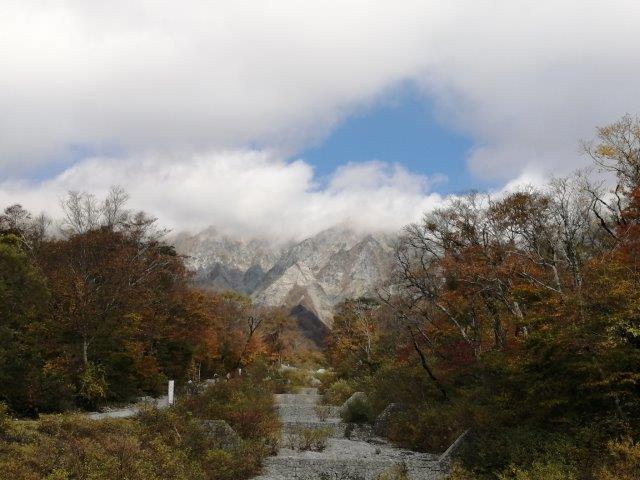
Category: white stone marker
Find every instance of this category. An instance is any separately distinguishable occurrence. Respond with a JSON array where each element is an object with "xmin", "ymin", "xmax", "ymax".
[{"xmin": 168, "ymin": 380, "xmax": 175, "ymax": 405}]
